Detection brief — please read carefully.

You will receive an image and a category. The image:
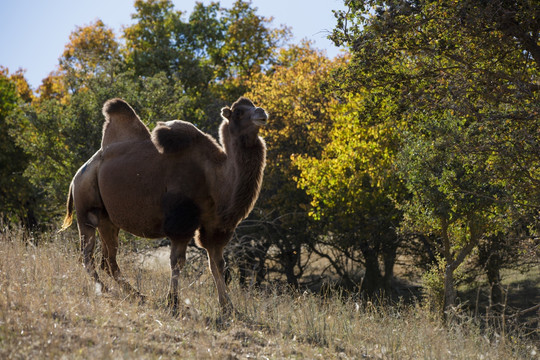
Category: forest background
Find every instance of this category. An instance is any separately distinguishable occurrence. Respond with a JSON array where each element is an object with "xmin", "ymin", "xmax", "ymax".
[{"xmin": 0, "ymin": 0, "xmax": 538, "ymax": 327}]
